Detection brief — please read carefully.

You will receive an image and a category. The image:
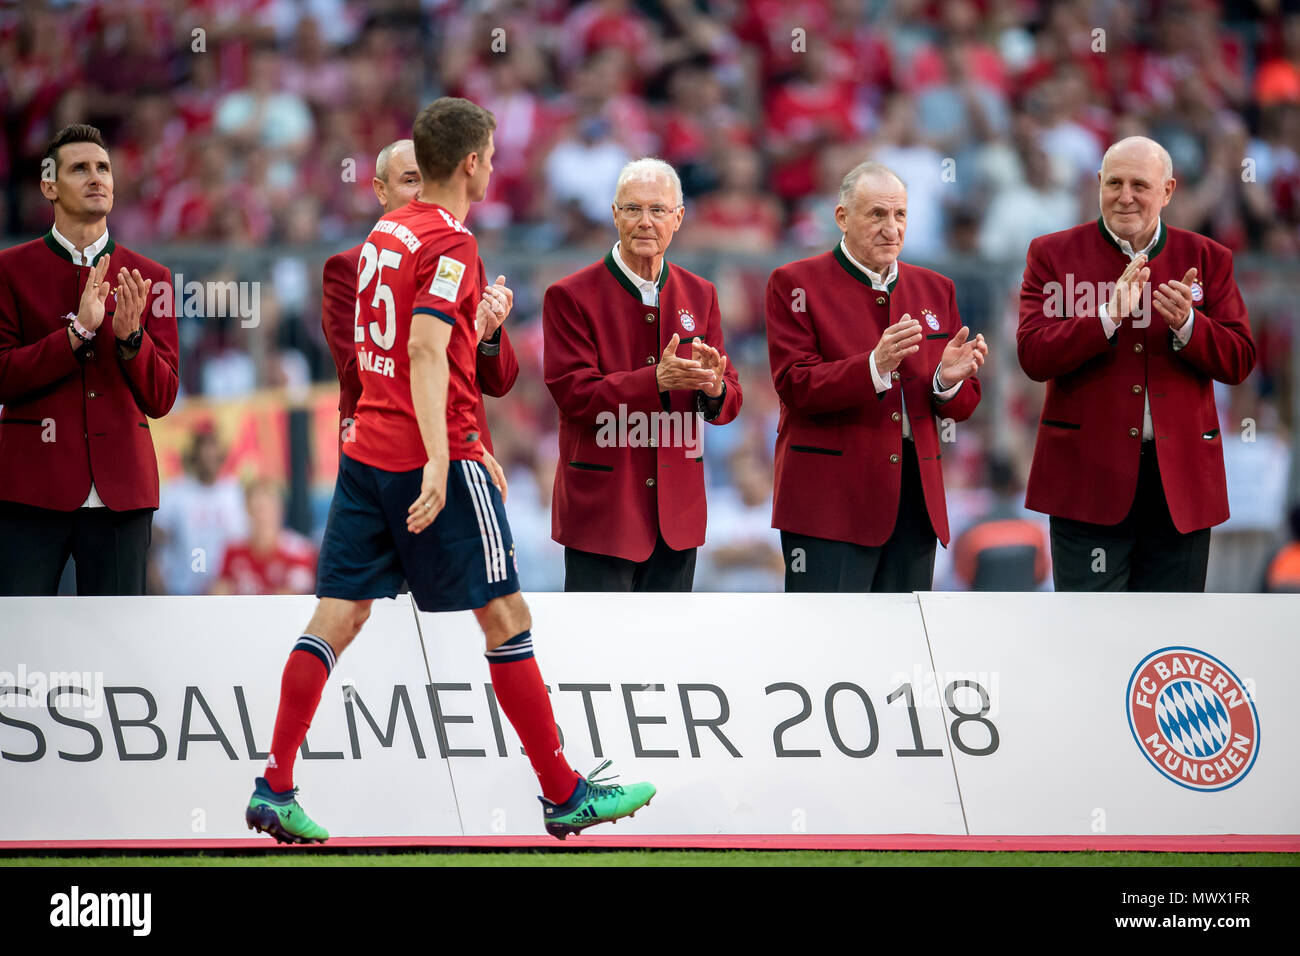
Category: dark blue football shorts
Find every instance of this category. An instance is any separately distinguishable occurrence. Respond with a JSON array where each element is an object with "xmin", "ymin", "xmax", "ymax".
[{"xmin": 317, "ymin": 453, "xmax": 519, "ymax": 612}]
